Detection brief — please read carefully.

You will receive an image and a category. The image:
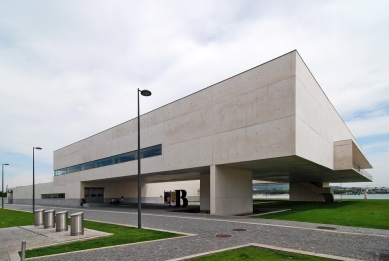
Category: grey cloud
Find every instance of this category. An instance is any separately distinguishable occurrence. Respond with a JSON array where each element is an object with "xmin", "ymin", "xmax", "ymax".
[{"xmin": 1, "ymin": 0, "xmax": 389, "ymax": 187}]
